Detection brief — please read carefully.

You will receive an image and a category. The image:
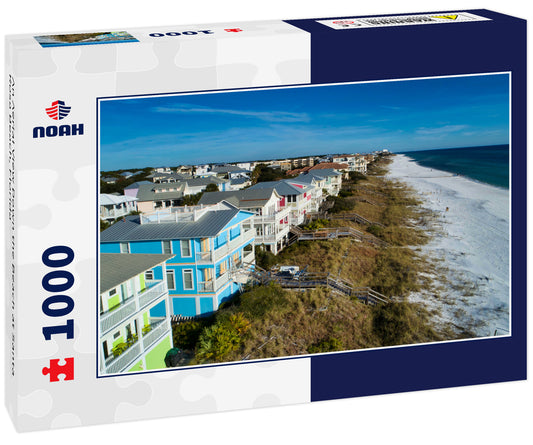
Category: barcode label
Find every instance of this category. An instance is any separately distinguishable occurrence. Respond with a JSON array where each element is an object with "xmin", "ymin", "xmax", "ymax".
[{"xmin": 317, "ymin": 12, "xmax": 491, "ymax": 30}]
